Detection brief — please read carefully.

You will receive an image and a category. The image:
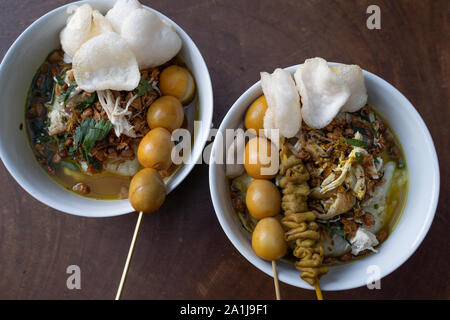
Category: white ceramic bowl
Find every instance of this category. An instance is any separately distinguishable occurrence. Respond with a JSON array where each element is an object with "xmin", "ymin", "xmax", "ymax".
[
  {"xmin": 209, "ymin": 64, "xmax": 440, "ymax": 291},
  {"xmin": 0, "ymin": 0, "xmax": 213, "ymax": 217}
]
